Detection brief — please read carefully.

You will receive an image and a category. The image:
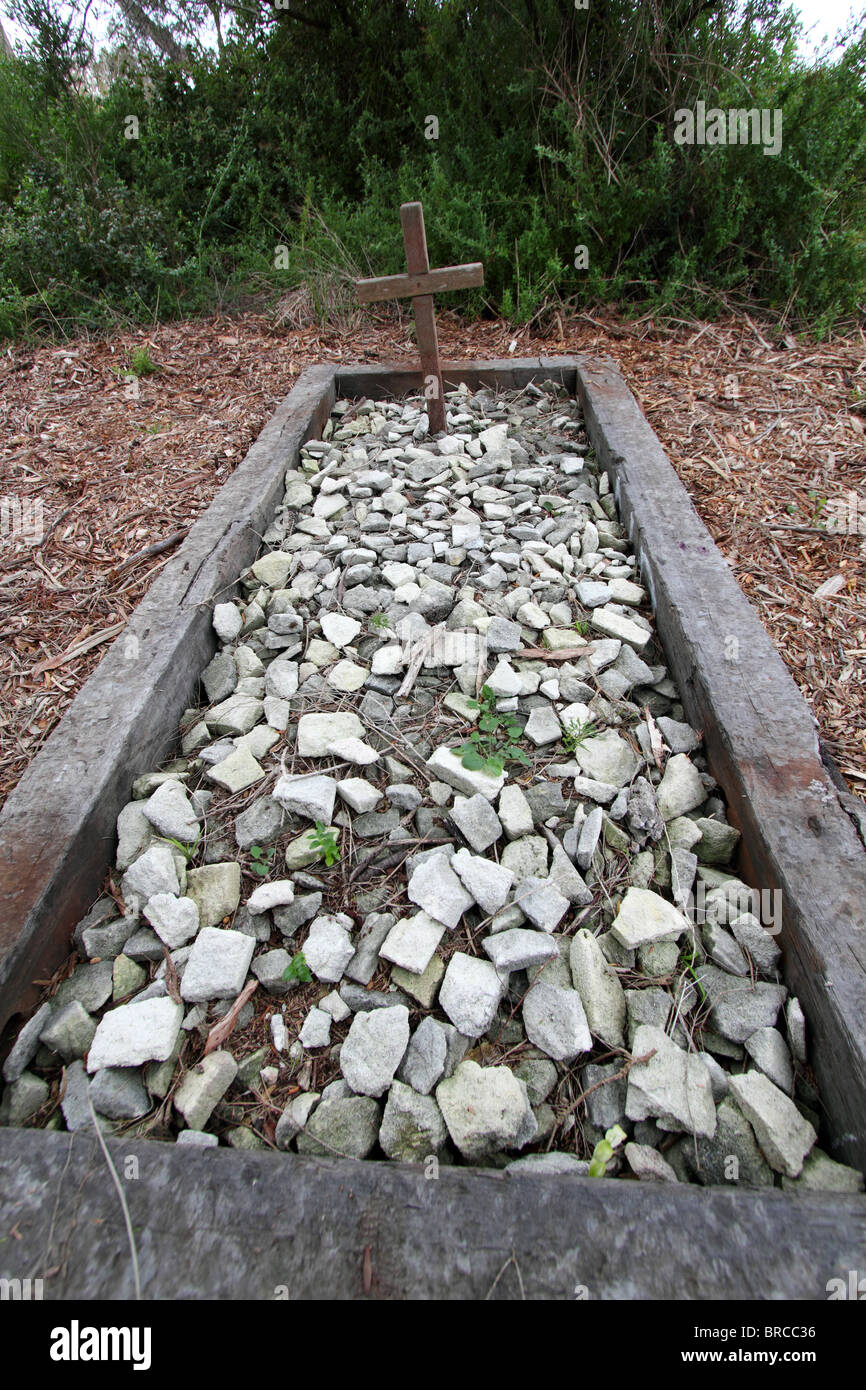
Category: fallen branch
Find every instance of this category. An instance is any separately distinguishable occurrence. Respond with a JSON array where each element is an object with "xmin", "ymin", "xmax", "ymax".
[
  {"xmin": 204, "ymin": 978, "xmax": 258, "ymax": 1055},
  {"xmin": 516, "ymin": 646, "xmax": 588, "ymax": 661},
  {"xmin": 111, "ymin": 527, "xmax": 189, "ymax": 578},
  {"xmin": 559, "ymin": 1048, "xmax": 657, "ymax": 1123},
  {"xmin": 30, "ymin": 621, "xmax": 127, "ymax": 676}
]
